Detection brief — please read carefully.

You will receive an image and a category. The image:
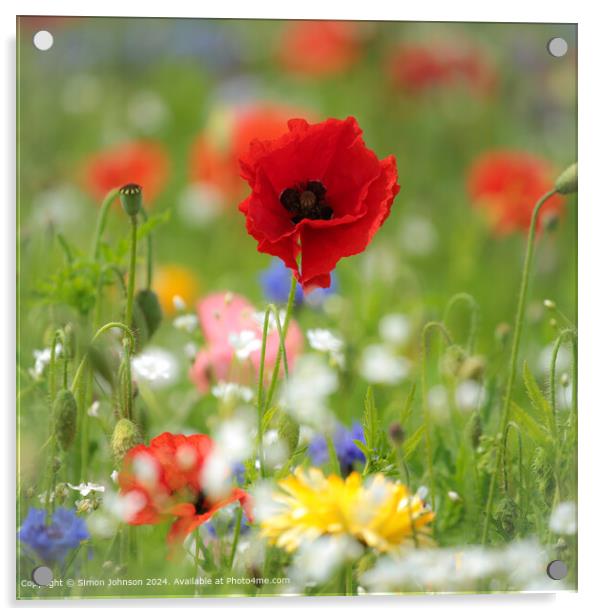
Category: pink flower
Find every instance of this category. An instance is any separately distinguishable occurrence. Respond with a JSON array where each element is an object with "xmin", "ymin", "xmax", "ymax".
[{"xmin": 189, "ymin": 292, "xmax": 303, "ymax": 393}]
